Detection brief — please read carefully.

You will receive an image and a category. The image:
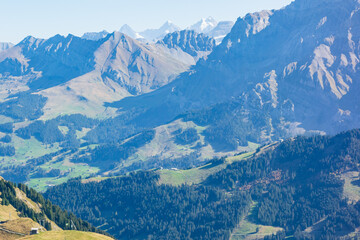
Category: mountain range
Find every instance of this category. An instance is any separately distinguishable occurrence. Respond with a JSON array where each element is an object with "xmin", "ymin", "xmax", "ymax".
[
  {"xmin": 0, "ymin": 0, "xmax": 358, "ymax": 195},
  {"xmin": 0, "ymin": 0, "xmax": 360, "ymax": 239},
  {"xmin": 0, "ymin": 31, "xmax": 213, "ymax": 120},
  {"xmin": 115, "ymin": 17, "xmax": 233, "ymax": 43},
  {"xmin": 112, "ymin": 0, "xmax": 360, "ymax": 139}
]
